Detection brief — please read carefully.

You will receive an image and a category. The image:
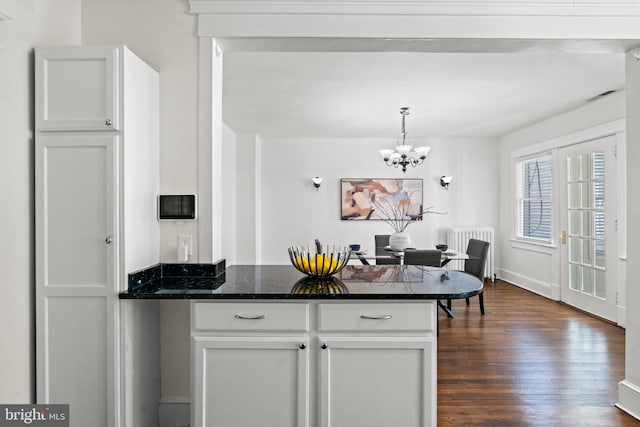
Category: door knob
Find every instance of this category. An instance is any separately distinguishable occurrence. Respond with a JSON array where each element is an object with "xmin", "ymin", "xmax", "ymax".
[{"xmin": 105, "ymin": 236, "xmax": 113, "ymax": 244}]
